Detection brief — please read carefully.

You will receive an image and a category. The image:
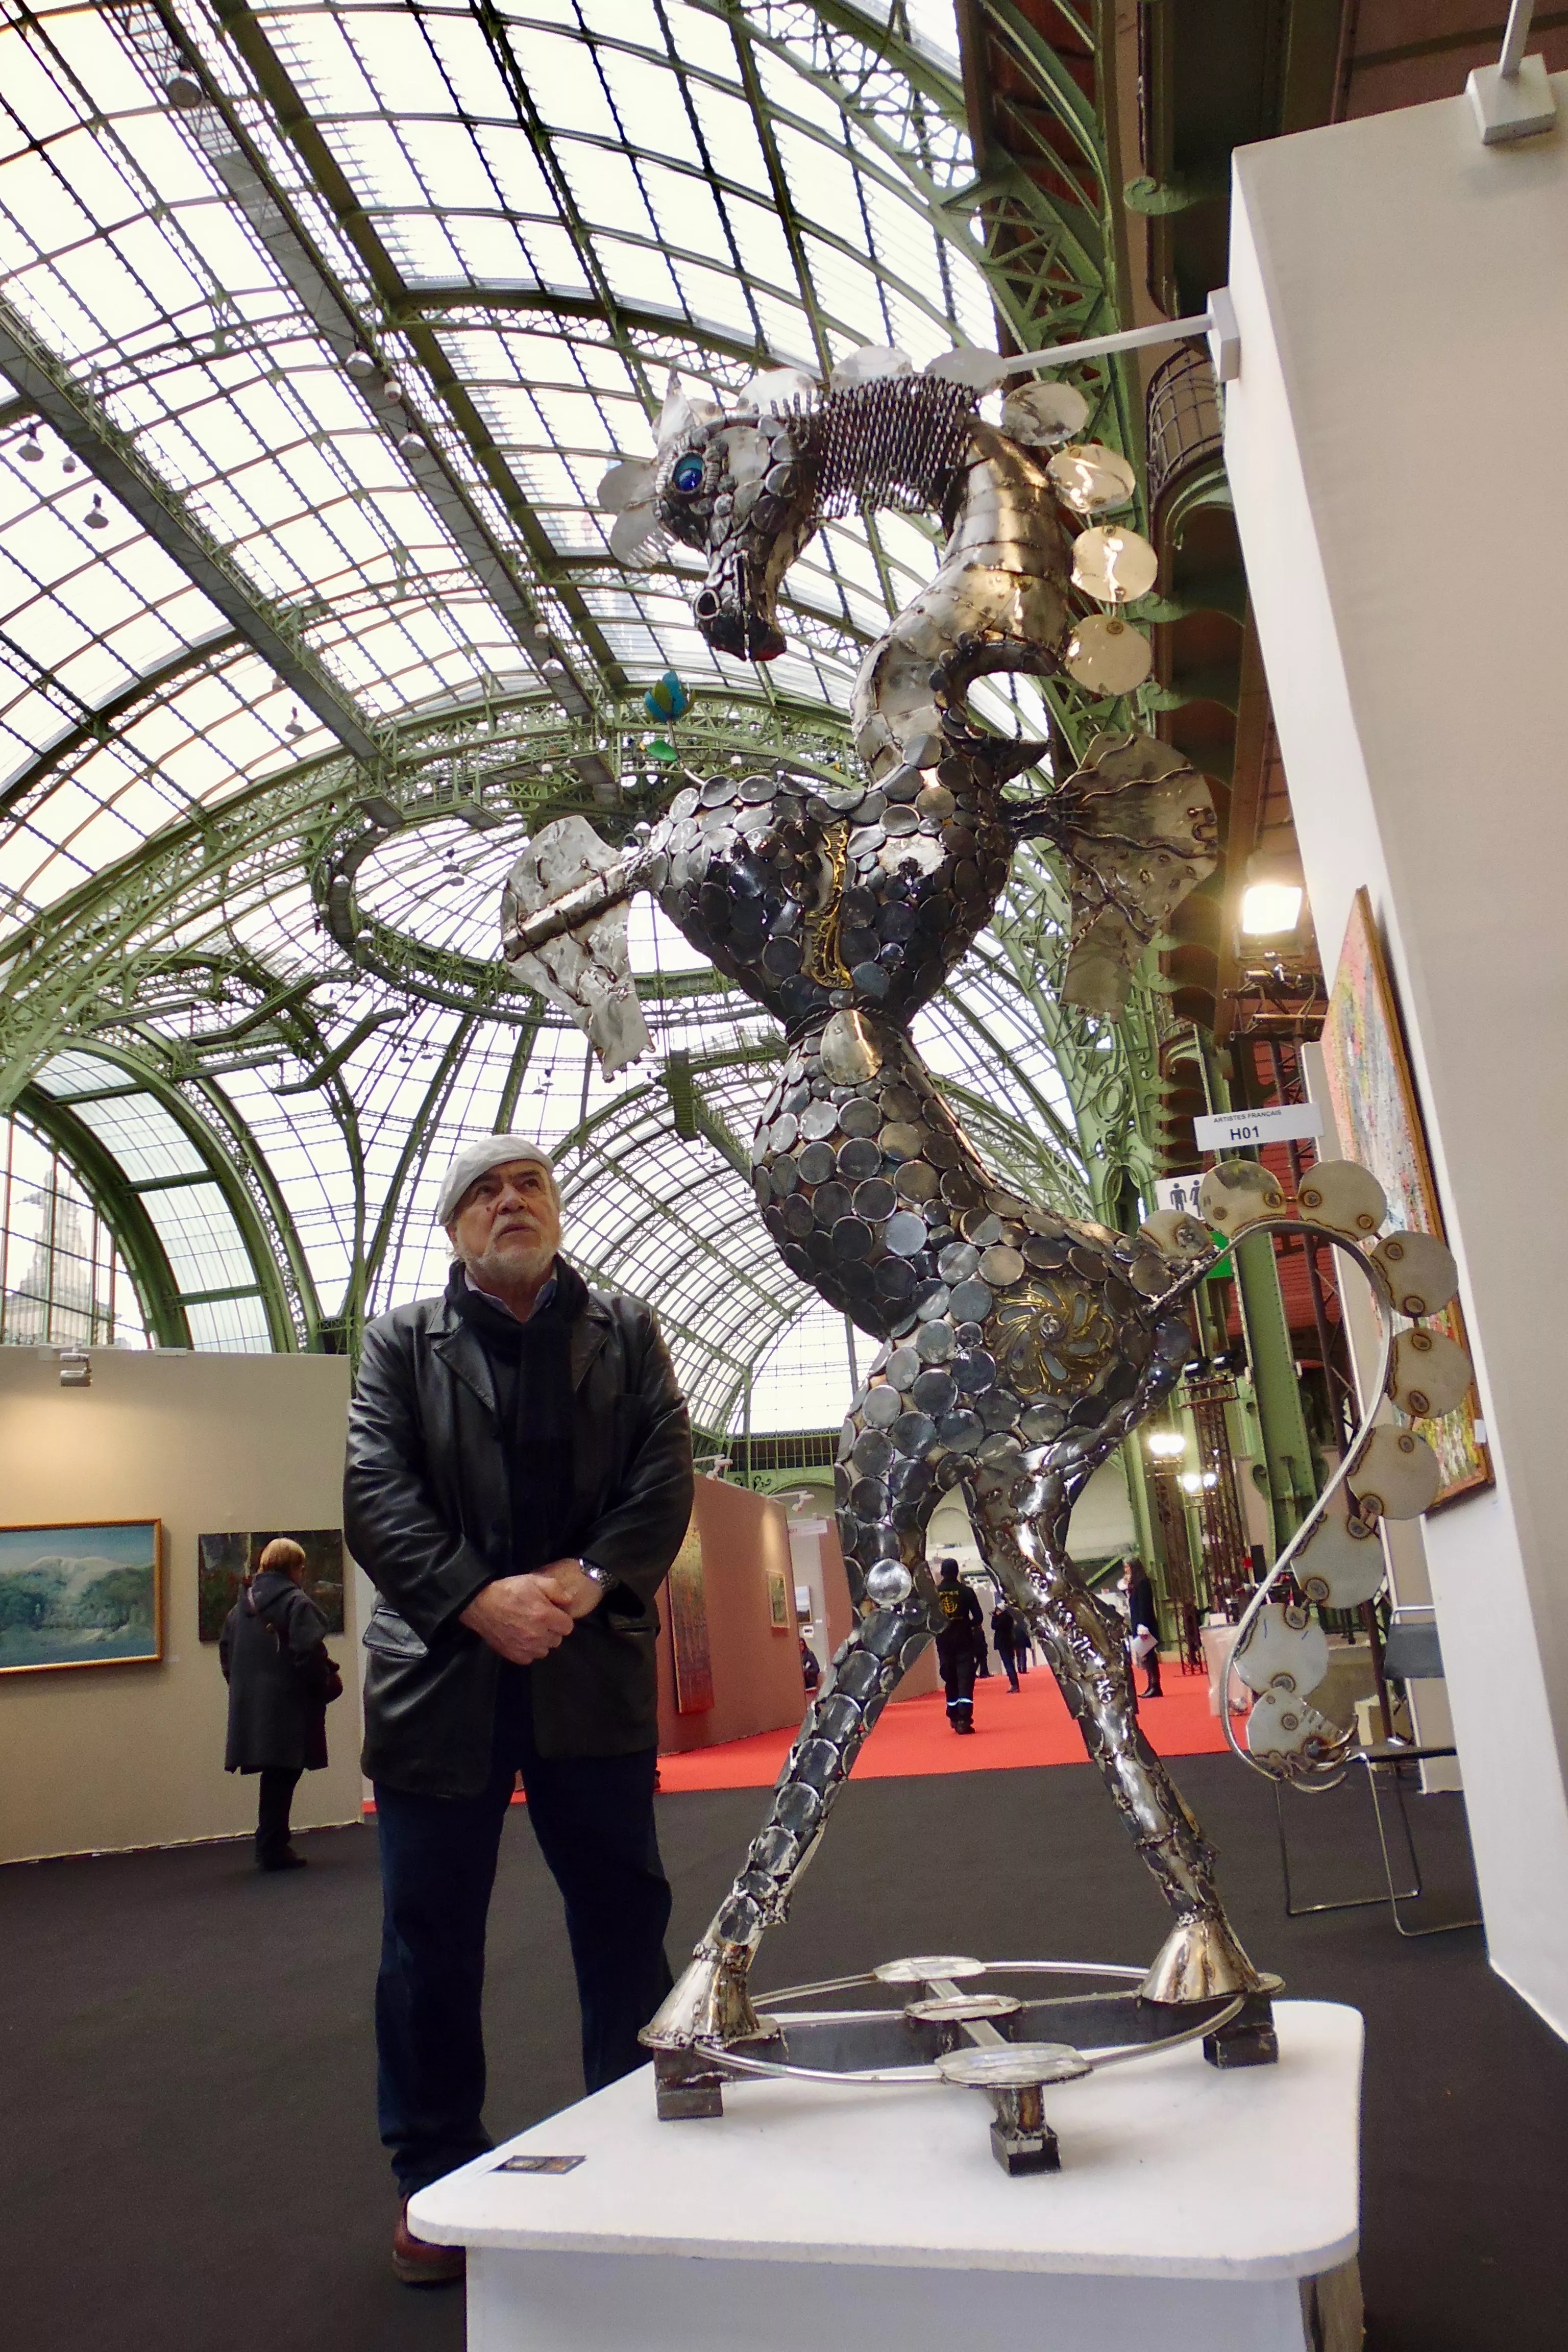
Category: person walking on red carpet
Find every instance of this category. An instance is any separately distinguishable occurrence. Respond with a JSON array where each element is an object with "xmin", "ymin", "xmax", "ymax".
[
  {"xmin": 345, "ymin": 1137, "xmax": 693, "ymax": 2288},
  {"xmin": 991, "ymin": 1599, "xmax": 1024, "ymax": 1694},
  {"xmin": 219, "ymin": 1537, "xmax": 342, "ymax": 1871},
  {"xmin": 933, "ymin": 1558, "xmax": 985, "ymax": 1733}
]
